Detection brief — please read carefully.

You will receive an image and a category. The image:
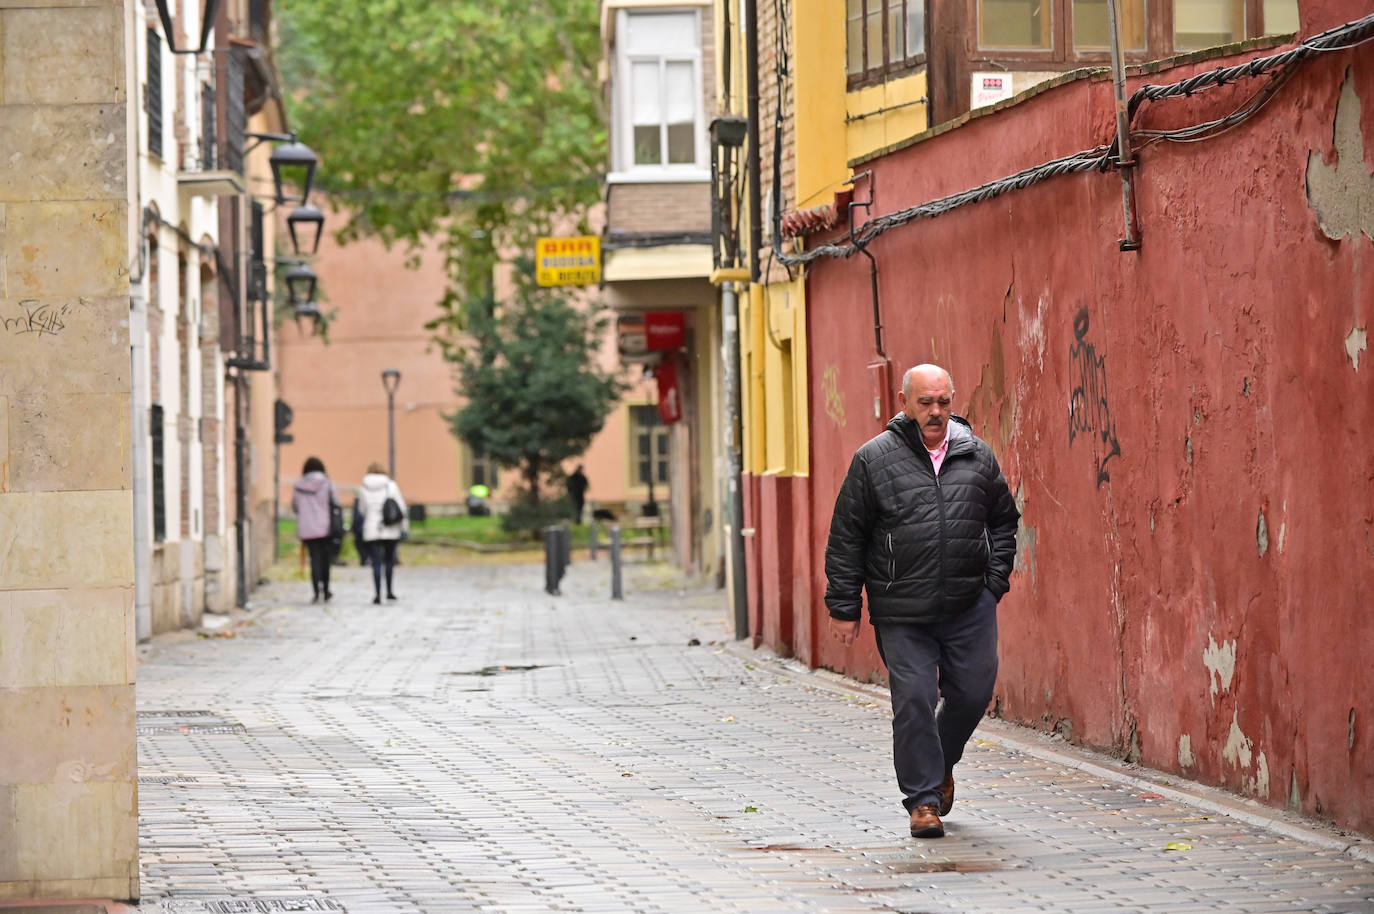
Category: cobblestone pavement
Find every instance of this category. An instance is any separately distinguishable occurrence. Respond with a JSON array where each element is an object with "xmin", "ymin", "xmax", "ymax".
[{"xmin": 132, "ymin": 558, "xmax": 1374, "ymax": 914}]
